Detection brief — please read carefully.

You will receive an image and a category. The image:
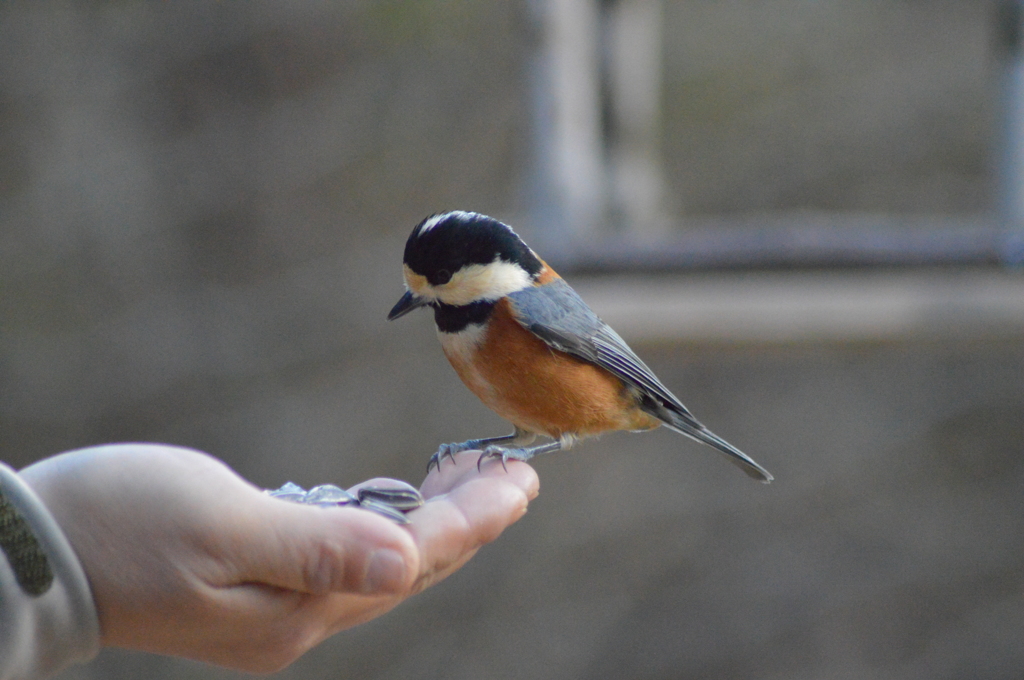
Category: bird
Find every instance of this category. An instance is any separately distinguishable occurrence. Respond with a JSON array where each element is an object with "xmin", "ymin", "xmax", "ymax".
[{"xmin": 387, "ymin": 210, "xmax": 773, "ymax": 483}]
